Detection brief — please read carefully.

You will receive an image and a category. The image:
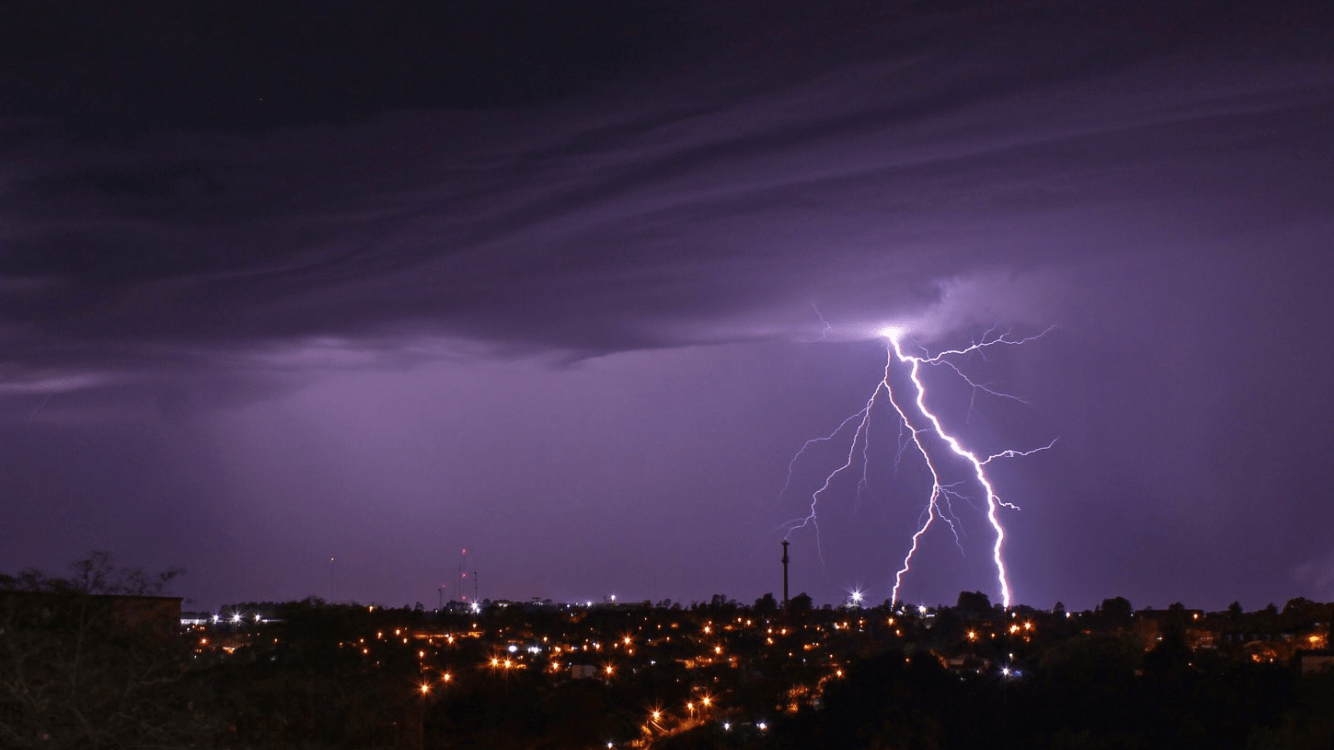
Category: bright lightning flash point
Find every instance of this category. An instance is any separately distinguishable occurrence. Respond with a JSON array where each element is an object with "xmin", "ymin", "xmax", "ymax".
[
  {"xmin": 781, "ymin": 324, "xmax": 1055, "ymax": 608},
  {"xmin": 878, "ymin": 325, "xmax": 906, "ymax": 343}
]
